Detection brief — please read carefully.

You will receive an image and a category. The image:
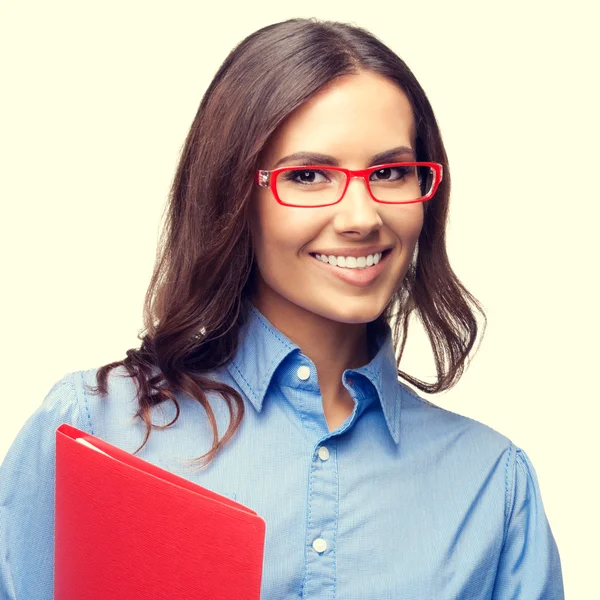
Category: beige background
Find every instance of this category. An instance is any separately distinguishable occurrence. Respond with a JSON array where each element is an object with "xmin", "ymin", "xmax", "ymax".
[{"xmin": 1, "ymin": 0, "xmax": 598, "ymax": 596}]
